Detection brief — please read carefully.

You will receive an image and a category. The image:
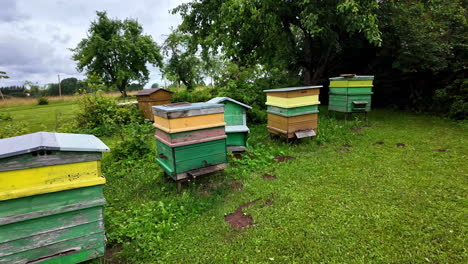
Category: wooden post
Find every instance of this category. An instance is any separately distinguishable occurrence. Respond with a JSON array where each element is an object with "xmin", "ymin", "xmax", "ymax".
[{"xmin": 57, "ymin": 74, "xmax": 62, "ymax": 97}]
